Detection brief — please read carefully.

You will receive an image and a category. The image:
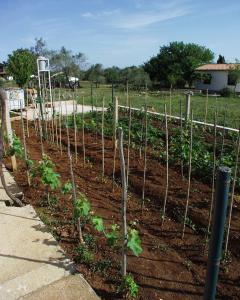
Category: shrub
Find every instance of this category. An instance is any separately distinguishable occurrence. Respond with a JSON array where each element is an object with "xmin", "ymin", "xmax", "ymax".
[{"xmin": 220, "ymin": 87, "xmax": 234, "ymax": 97}]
